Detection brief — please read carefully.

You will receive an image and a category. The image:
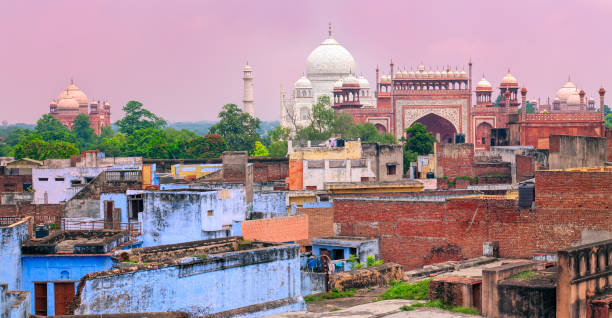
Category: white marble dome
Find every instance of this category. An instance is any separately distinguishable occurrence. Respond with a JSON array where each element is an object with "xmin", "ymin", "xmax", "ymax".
[
  {"xmin": 501, "ymin": 72, "xmax": 518, "ymax": 85},
  {"xmin": 294, "ymin": 76, "xmax": 312, "ymax": 88},
  {"xmin": 566, "ymin": 92, "xmax": 581, "ymax": 106},
  {"xmin": 555, "ymin": 81, "xmax": 579, "ymax": 103},
  {"xmin": 476, "ymin": 77, "xmax": 492, "ymax": 89},
  {"xmin": 57, "ymin": 95, "xmax": 79, "ymax": 108},
  {"xmin": 358, "ymin": 76, "xmax": 370, "ymax": 88},
  {"xmin": 342, "ymin": 74, "xmax": 359, "ymax": 86},
  {"xmin": 306, "ymin": 37, "xmax": 356, "ymax": 77}
]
